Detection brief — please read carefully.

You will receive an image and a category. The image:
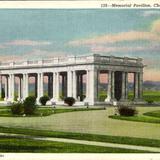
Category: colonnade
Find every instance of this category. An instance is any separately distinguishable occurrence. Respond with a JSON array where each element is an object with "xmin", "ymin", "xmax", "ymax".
[{"xmin": 0, "ymin": 70, "xmax": 143, "ymax": 105}]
